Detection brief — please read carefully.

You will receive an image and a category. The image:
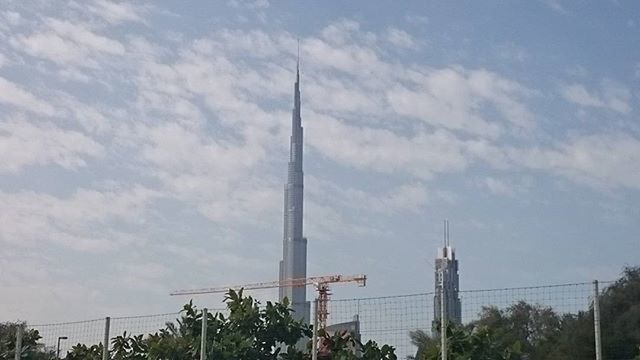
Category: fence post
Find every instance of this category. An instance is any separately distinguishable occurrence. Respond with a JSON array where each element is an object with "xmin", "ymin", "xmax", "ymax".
[
  {"xmin": 200, "ymin": 308, "xmax": 208, "ymax": 360},
  {"xmin": 14, "ymin": 323, "xmax": 23, "ymax": 360},
  {"xmin": 312, "ymin": 298, "xmax": 319, "ymax": 360},
  {"xmin": 102, "ymin": 317, "xmax": 110, "ymax": 360},
  {"xmin": 593, "ymin": 280, "xmax": 603, "ymax": 360}
]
